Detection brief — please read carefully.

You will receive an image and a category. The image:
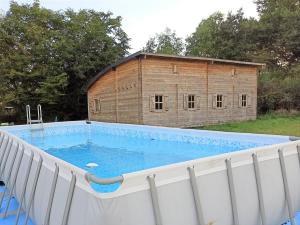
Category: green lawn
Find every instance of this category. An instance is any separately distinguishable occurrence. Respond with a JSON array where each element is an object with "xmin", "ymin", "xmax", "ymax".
[{"xmin": 196, "ymin": 114, "xmax": 300, "ymax": 137}]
